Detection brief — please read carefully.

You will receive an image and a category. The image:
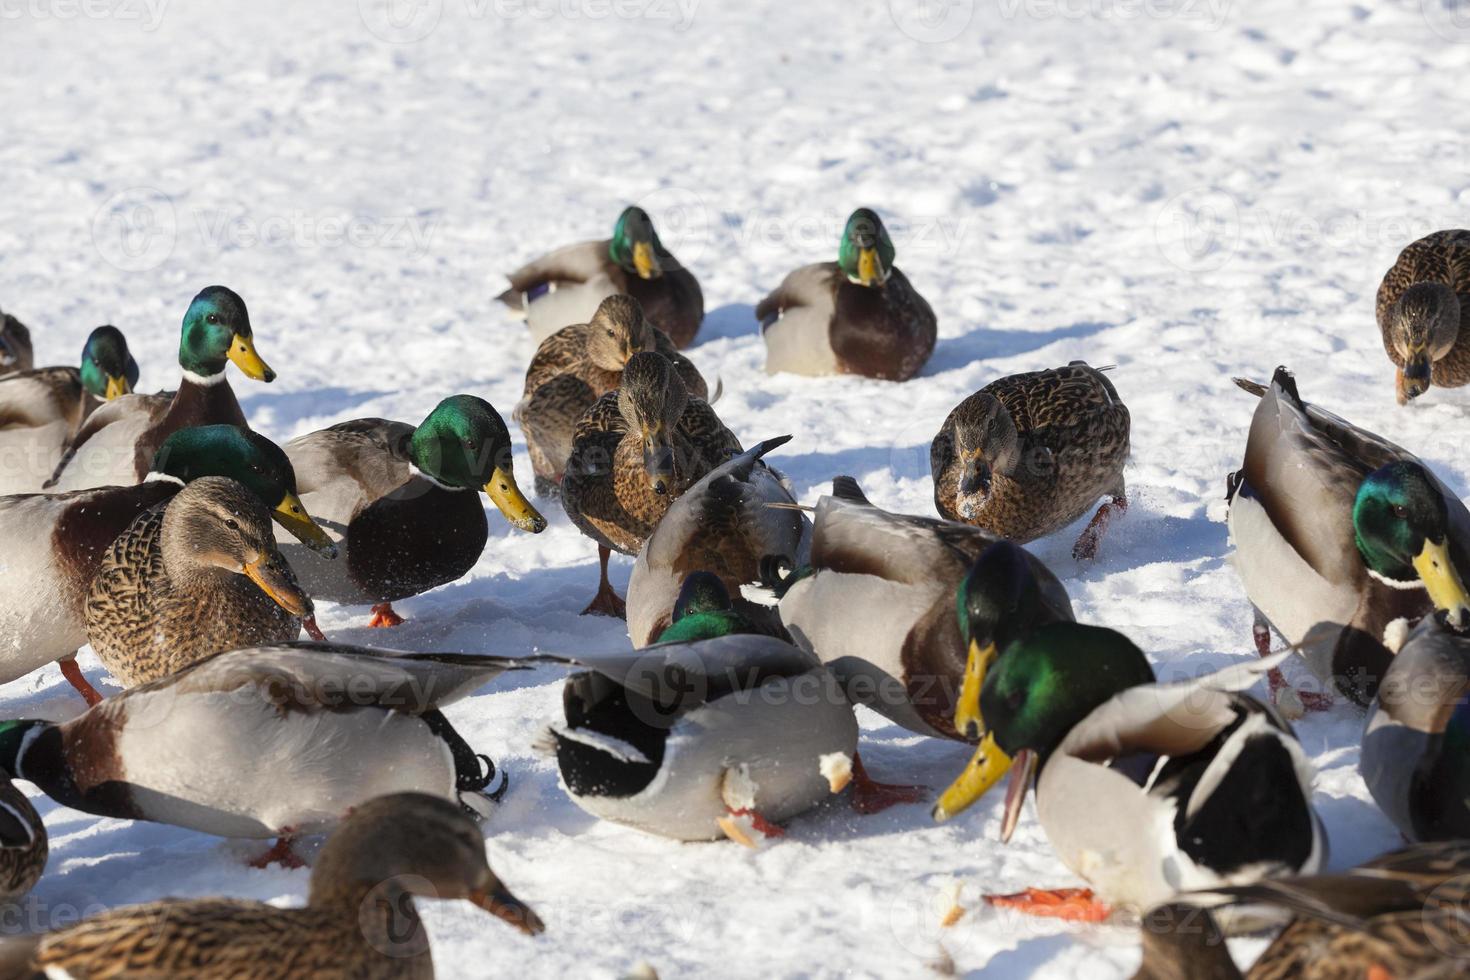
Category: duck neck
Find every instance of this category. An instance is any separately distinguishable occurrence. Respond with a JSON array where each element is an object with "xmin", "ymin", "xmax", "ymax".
[
  {"xmin": 310, "ymin": 876, "xmax": 433, "ymax": 967},
  {"xmin": 162, "ymin": 371, "xmax": 246, "ymax": 432}
]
